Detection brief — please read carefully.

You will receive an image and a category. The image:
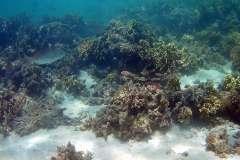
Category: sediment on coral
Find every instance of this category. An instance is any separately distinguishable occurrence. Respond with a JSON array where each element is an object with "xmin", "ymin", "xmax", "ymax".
[{"xmin": 51, "ymin": 141, "xmax": 93, "ymax": 160}]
